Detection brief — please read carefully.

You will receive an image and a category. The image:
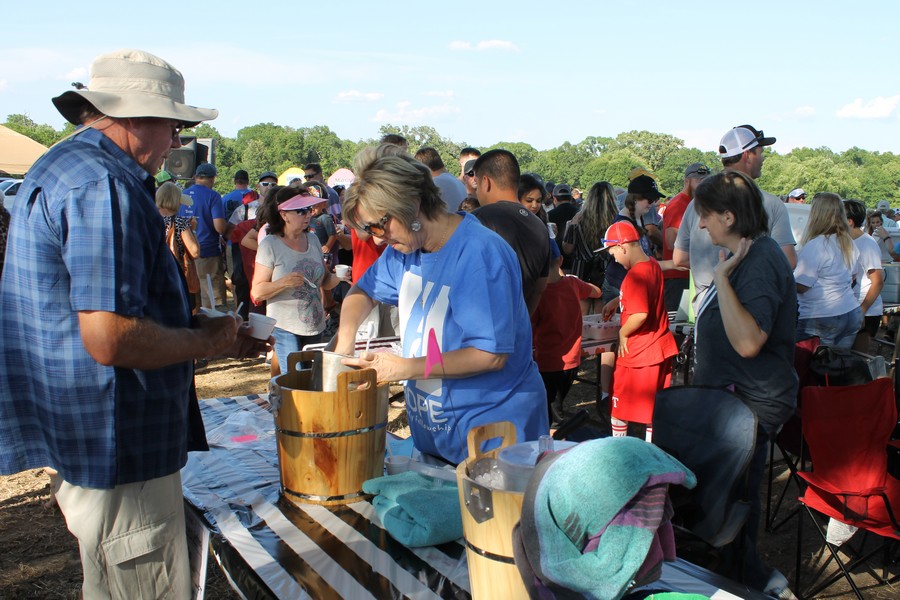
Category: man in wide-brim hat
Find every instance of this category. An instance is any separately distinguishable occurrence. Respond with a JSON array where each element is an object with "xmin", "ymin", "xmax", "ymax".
[{"xmin": 0, "ymin": 49, "xmax": 269, "ymax": 598}]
